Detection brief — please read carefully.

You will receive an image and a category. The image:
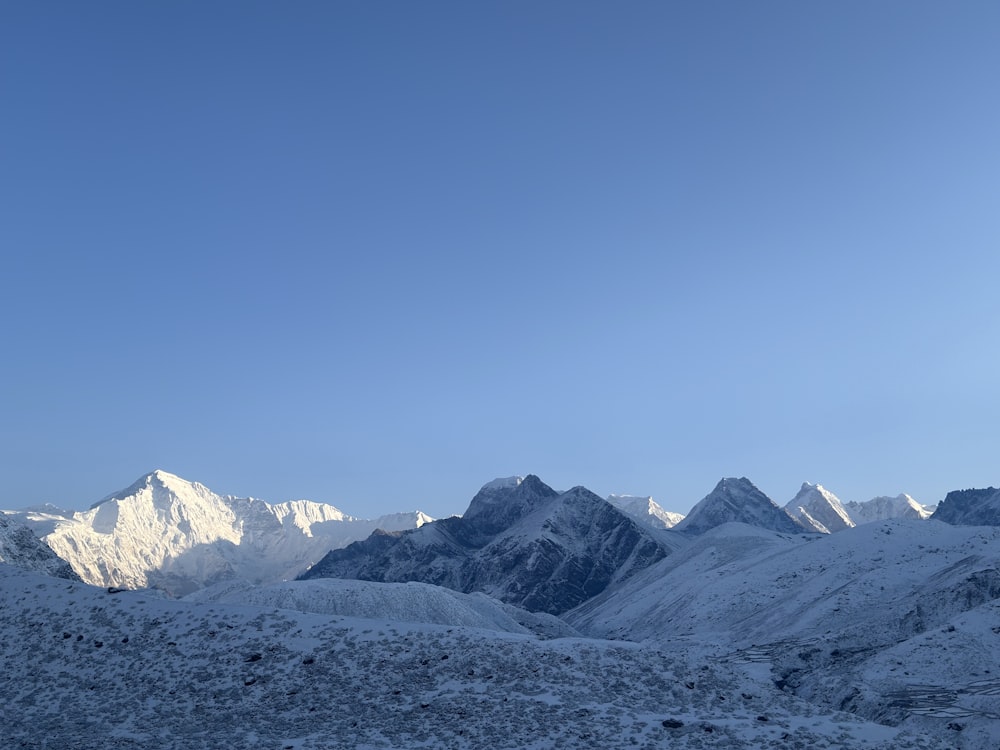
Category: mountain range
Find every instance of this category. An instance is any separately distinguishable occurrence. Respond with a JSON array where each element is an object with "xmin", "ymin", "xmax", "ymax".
[
  {"xmin": 300, "ymin": 475, "xmax": 679, "ymax": 614},
  {"xmin": 4, "ymin": 469, "xmax": 1000, "ymax": 748}
]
